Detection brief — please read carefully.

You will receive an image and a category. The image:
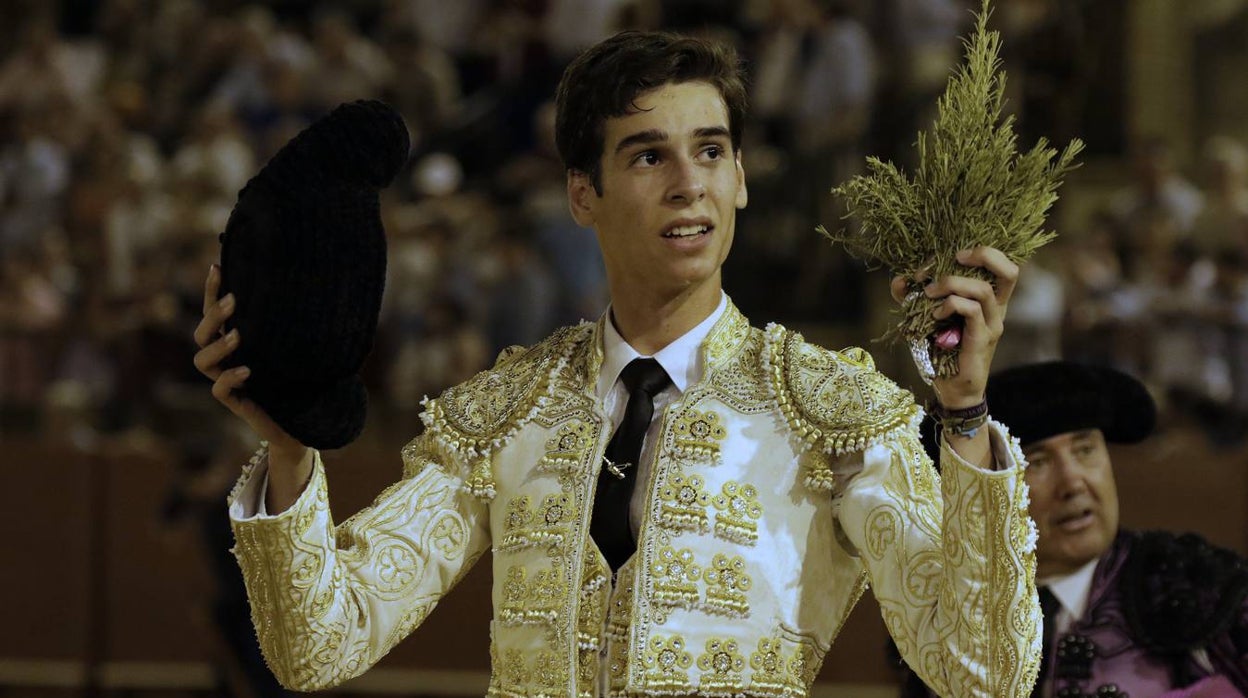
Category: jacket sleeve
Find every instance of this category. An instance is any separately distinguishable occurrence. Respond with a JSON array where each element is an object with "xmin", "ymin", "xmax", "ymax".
[
  {"xmin": 834, "ymin": 420, "xmax": 1041, "ymax": 698},
  {"xmin": 226, "ymin": 435, "xmax": 491, "ymax": 690}
]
